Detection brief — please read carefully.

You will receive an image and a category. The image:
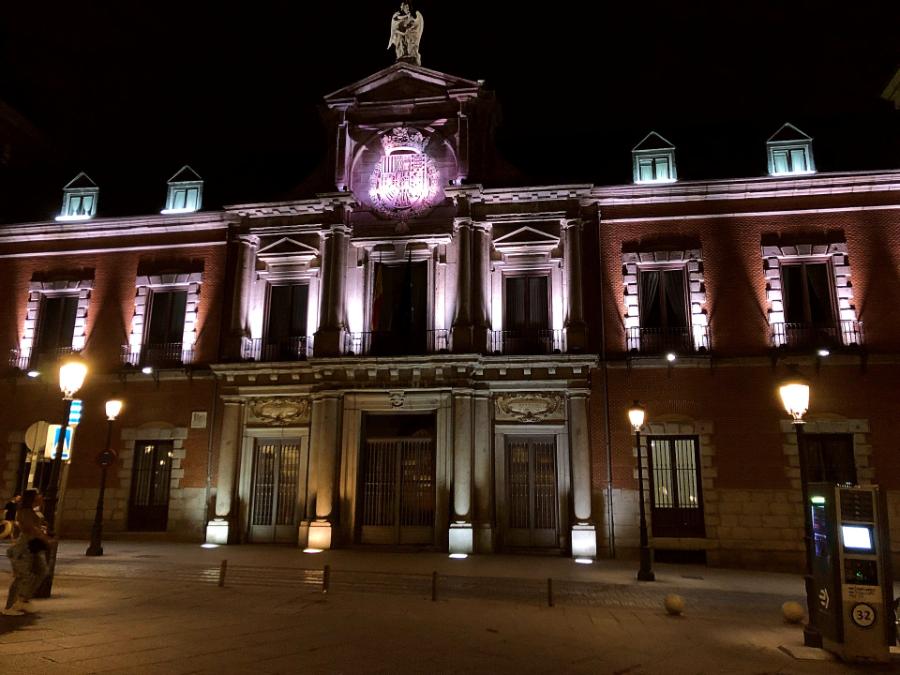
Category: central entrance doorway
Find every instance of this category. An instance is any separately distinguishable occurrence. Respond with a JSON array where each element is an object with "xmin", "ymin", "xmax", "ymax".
[
  {"xmin": 503, "ymin": 435, "xmax": 559, "ymax": 548},
  {"xmin": 128, "ymin": 440, "xmax": 173, "ymax": 531},
  {"xmin": 358, "ymin": 413, "xmax": 436, "ymax": 545},
  {"xmin": 248, "ymin": 438, "xmax": 303, "ymax": 543}
]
